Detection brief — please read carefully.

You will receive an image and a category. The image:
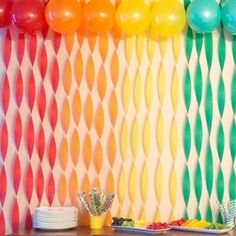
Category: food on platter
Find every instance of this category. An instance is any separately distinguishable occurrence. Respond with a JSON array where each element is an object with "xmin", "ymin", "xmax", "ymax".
[
  {"xmin": 111, "ymin": 217, "xmax": 135, "ymax": 227},
  {"xmin": 146, "ymin": 222, "xmax": 170, "ymax": 230},
  {"xmin": 170, "ymin": 218, "xmax": 232, "ymax": 233},
  {"xmin": 111, "ymin": 217, "xmax": 171, "ymax": 234},
  {"xmin": 169, "ymin": 218, "xmax": 186, "ymax": 226}
]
